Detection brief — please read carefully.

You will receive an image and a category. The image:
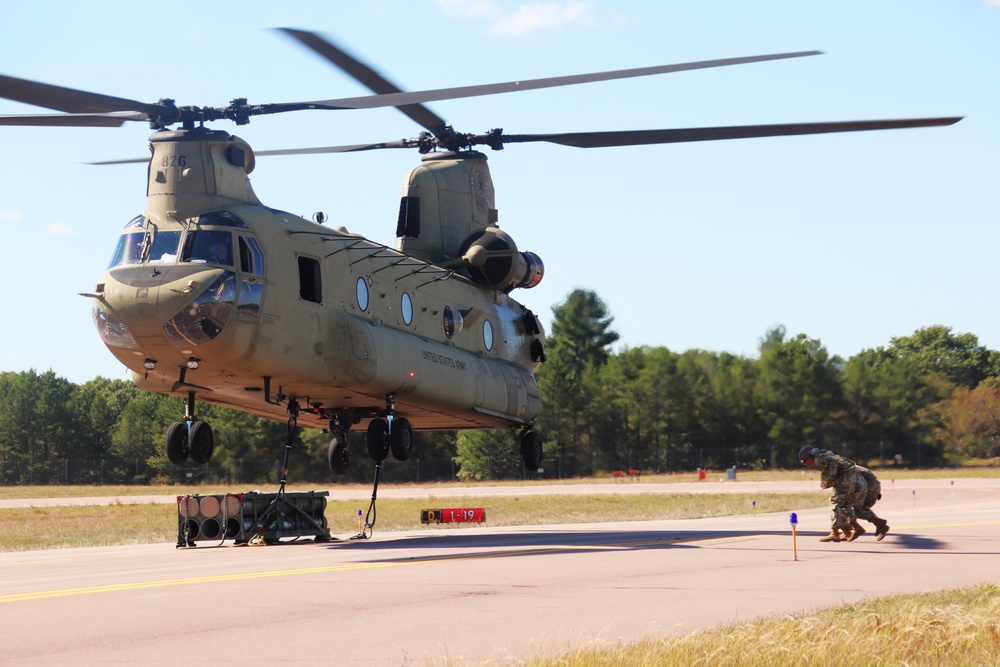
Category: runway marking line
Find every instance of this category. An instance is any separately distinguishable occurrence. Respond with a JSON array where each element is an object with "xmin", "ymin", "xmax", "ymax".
[{"xmin": 0, "ymin": 562, "xmax": 398, "ymax": 604}]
